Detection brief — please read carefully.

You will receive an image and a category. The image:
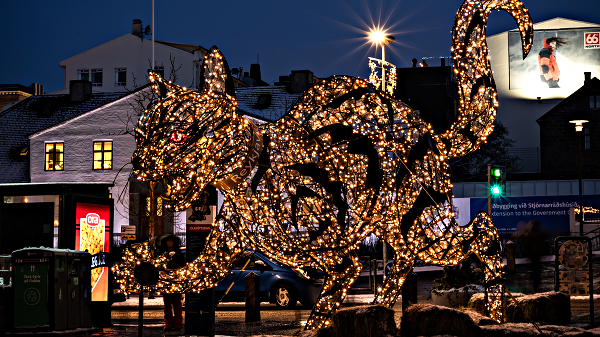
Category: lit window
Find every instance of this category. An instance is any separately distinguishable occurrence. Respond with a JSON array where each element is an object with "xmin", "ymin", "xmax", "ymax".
[
  {"xmin": 93, "ymin": 141, "xmax": 112, "ymax": 170},
  {"xmin": 77, "ymin": 69, "xmax": 89, "ymax": 81},
  {"xmin": 115, "ymin": 68, "xmax": 126, "ymax": 86},
  {"xmin": 91, "ymin": 69, "xmax": 103, "ymax": 87},
  {"xmin": 145, "ymin": 196, "xmax": 163, "ymax": 216},
  {"xmin": 45, "ymin": 143, "xmax": 64, "ymax": 171},
  {"xmin": 157, "ymin": 197, "xmax": 163, "ymax": 217}
]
